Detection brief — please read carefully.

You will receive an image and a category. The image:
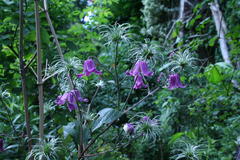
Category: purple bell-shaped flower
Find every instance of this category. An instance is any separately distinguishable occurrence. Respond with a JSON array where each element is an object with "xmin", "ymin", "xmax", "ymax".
[
  {"xmin": 77, "ymin": 59, "xmax": 102, "ymax": 78},
  {"xmin": 133, "ymin": 75, "xmax": 147, "ymax": 89},
  {"xmin": 168, "ymin": 73, "xmax": 186, "ymax": 90},
  {"xmin": 55, "ymin": 89, "xmax": 88, "ymax": 112},
  {"xmin": 127, "ymin": 60, "xmax": 153, "ymax": 77},
  {"xmin": 126, "ymin": 60, "xmax": 153, "ymax": 90}
]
